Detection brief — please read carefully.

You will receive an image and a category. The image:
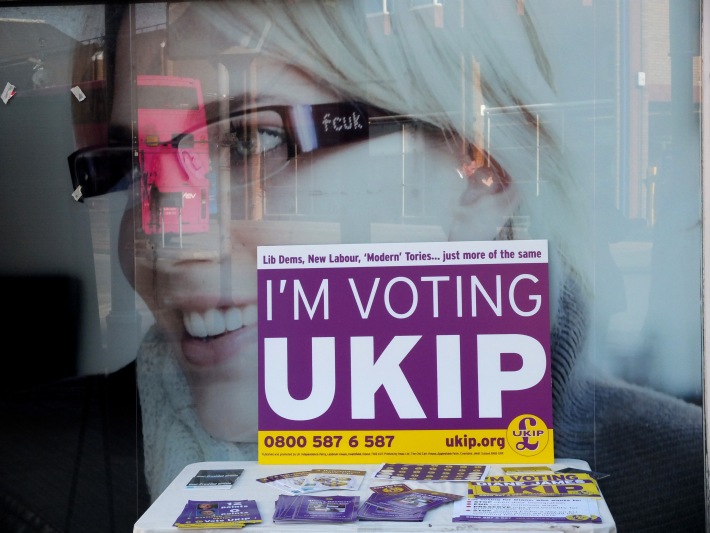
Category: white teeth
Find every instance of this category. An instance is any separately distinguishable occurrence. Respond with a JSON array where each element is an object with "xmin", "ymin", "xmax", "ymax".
[
  {"xmin": 204, "ymin": 309, "xmax": 226, "ymax": 337},
  {"xmin": 185, "ymin": 311, "xmax": 207, "ymax": 338},
  {"xmin": 183, "ymin": 305, "xmax": 257, "ymax": 338},
  {"xmin": 224, "ymin": 307, "xmax": 241, "ymax": 332}
]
